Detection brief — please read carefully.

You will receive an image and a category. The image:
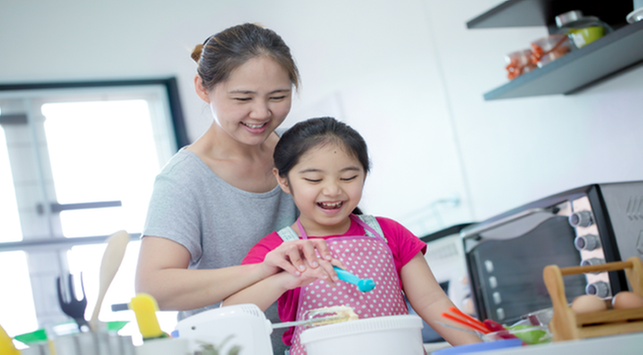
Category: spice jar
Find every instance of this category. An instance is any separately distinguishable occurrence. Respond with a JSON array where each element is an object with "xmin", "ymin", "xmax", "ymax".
[{"xmin": 555, "ymin": 10, "xmax": 612, "ymax": 49}]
